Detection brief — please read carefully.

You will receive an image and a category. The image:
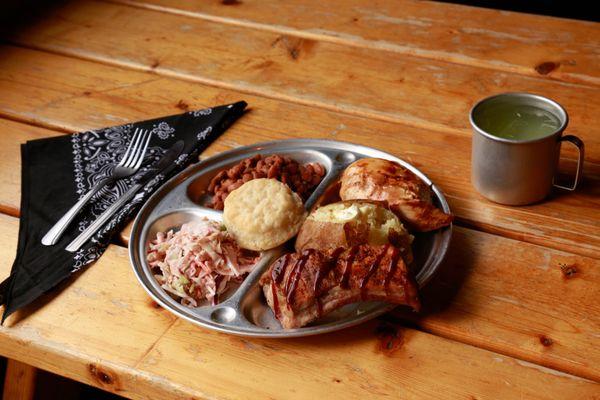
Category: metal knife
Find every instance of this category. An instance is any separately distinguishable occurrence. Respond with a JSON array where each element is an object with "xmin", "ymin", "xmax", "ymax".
[{"xmin": 66, "ymin": 140, "xmax": 185, "ymax": 252}]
